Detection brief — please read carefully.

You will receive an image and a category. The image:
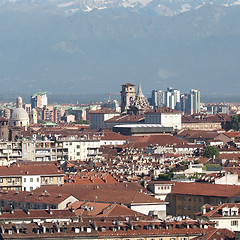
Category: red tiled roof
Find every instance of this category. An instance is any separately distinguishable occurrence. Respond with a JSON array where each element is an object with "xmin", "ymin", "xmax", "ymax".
[
  {"xmin": 89, "ymin": 108, "xmax": 119, "ymax": 114},
  {"xmin": 171, "ymin": 182, "xmax": 240, "ymax": 198},
  {"xmin": 122, "ymin": 134, "xmax": 188, "ymax": 149},
  {"xmin": 0, "ymin": 209, "xmax": 77, "ymax": 220},
  {"xmin": 146, "ymin": 107, "xmax": 181, "ymax": 114},
  {"xmin": 0, "ymin": 164, "xmax": 63, "ymax": 176},
  {"xmin": 33, "ymin": 183, "xmax": 164, "ymax": 205},
  {"xmin": 105, "ymin": 115, "xmax": 145, "ymax": 123},
  {"xmin": 122, "ymin": 83, "xmax": 135, "ymax": 86}
]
